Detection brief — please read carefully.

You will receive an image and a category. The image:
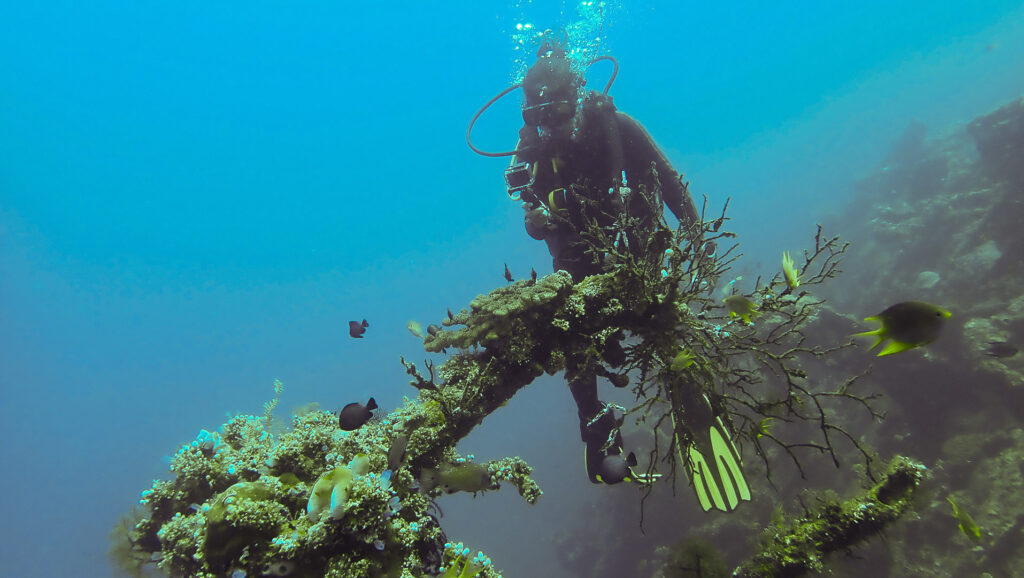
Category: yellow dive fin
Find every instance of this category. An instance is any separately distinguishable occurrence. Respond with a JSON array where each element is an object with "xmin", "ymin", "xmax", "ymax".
[
  {"xmin": 677, "ymin": 415, "xmax": 751, "ymax": 512},
  {"xmin": 584, "ymin": 446, "xmax": 600, "ymax": 484}
]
